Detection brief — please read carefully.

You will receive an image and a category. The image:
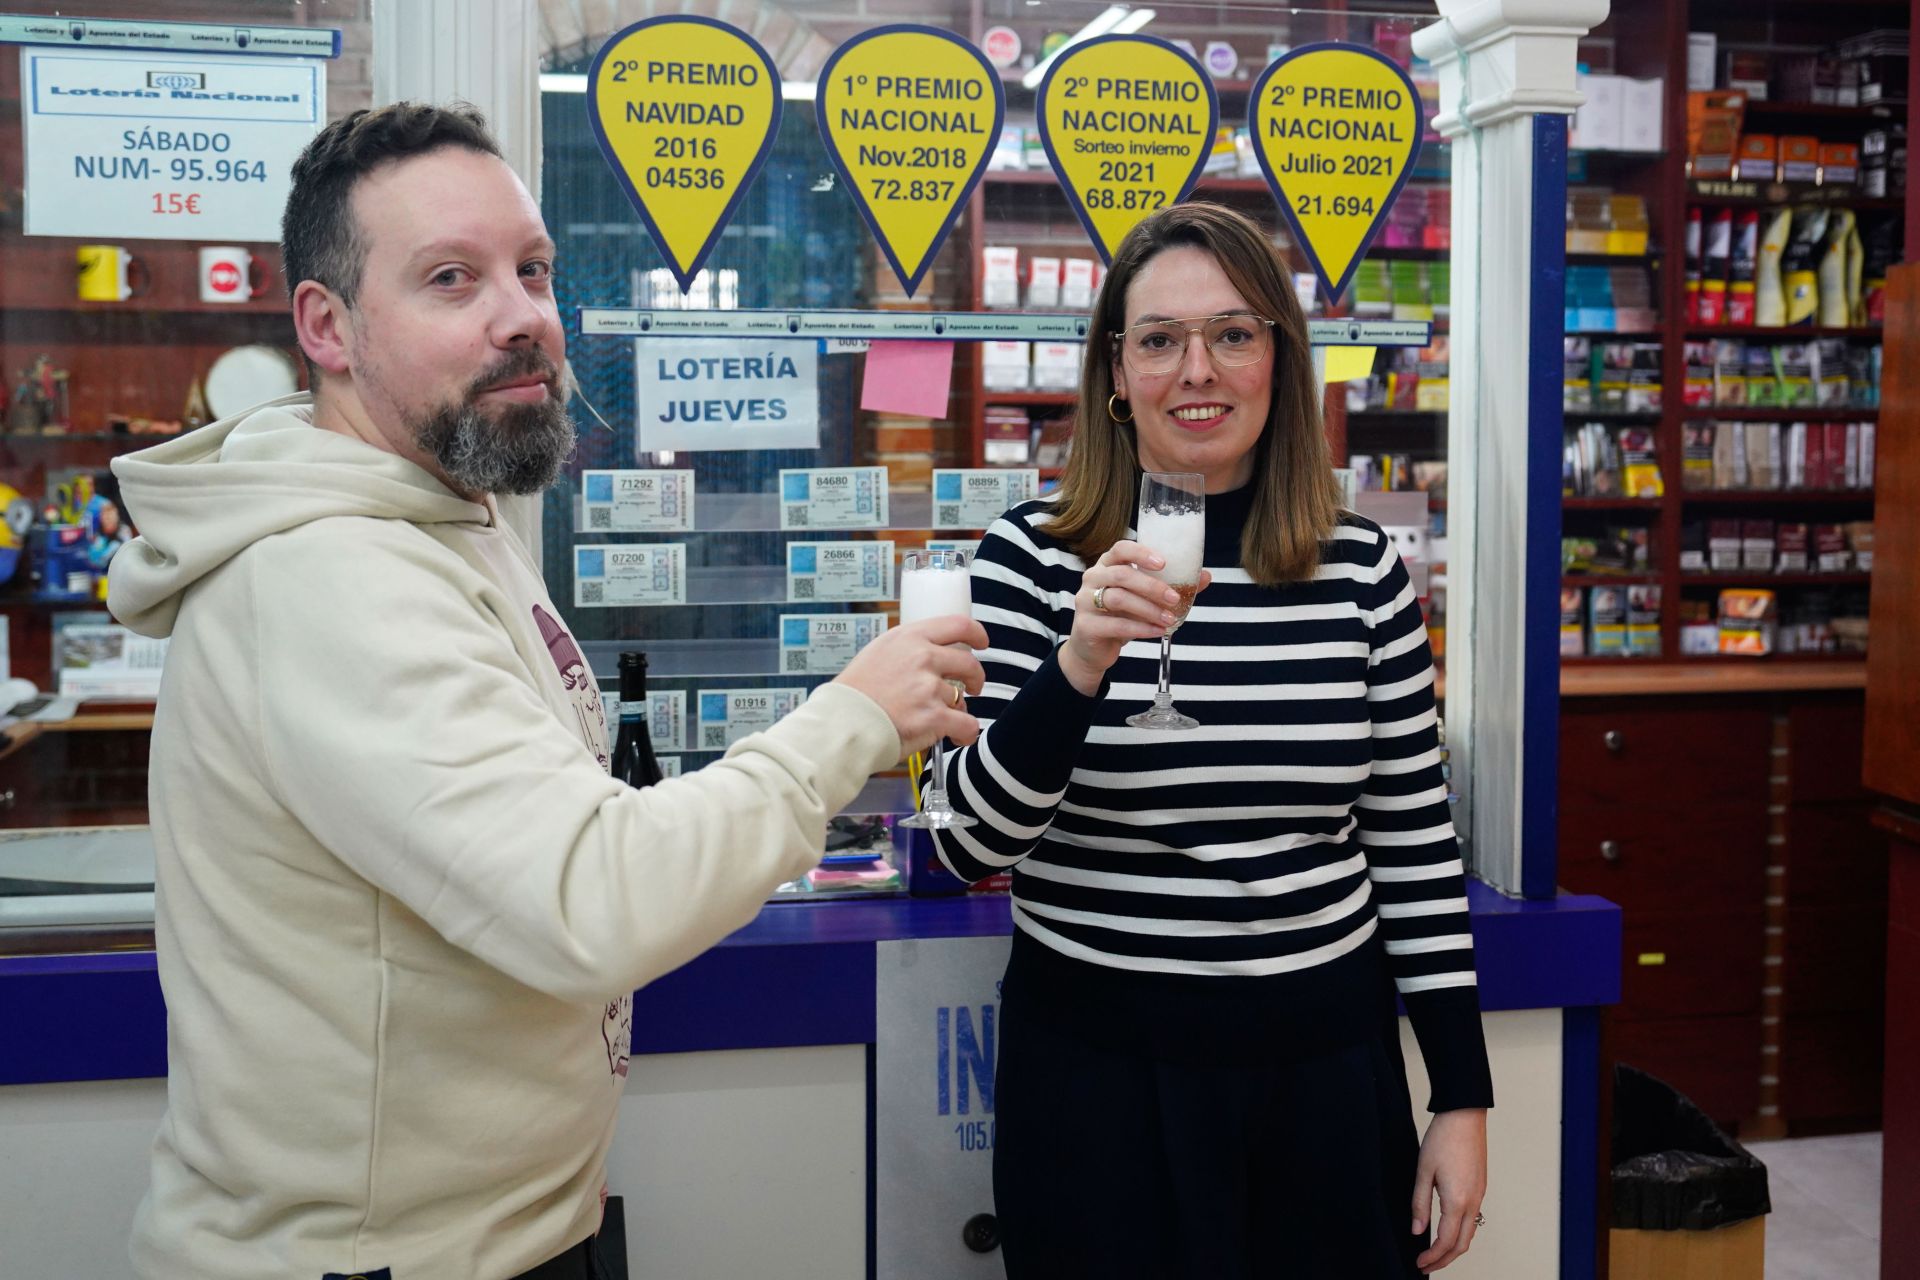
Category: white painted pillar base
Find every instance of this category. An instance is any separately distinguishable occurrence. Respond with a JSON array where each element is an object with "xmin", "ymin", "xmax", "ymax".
[{"xmin": 1413, "ymin": 0, "xmax": 1608, "ymax": 895}]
